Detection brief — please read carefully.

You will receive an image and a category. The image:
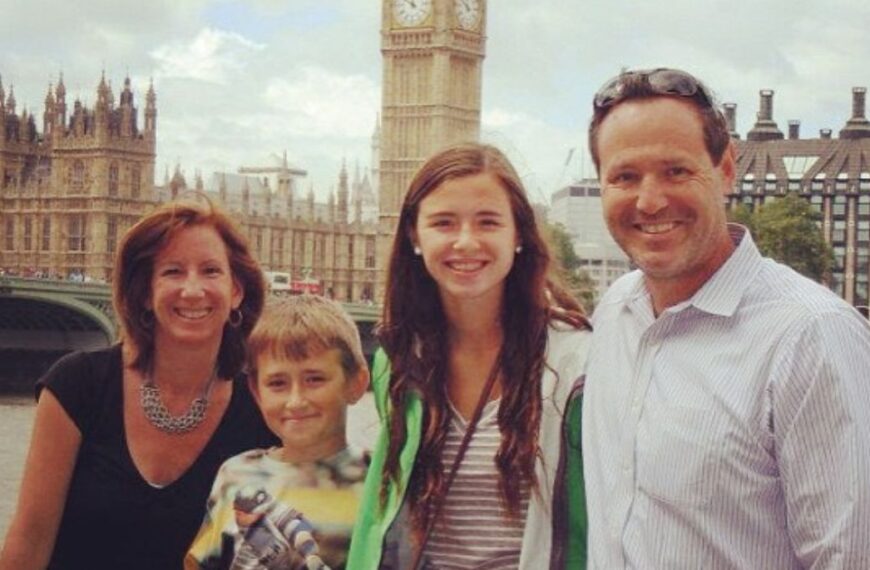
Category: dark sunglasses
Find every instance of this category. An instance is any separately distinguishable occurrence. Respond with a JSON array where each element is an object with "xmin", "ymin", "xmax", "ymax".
[{"xmin": 593, "ymin": 68, "xmax": 715, "ymax": 110}]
